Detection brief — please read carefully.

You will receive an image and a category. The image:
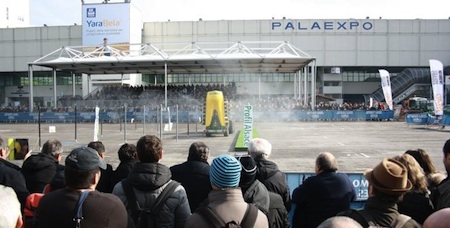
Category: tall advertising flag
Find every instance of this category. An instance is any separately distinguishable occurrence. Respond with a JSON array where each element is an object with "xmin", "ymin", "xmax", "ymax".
[
  {"xmin": 429, "ymin": 59, "xmax": 444, "ymax": 115},
  {"xmin": 378, "ymin": 69, "xmax": 393, "ymax": 110}
]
